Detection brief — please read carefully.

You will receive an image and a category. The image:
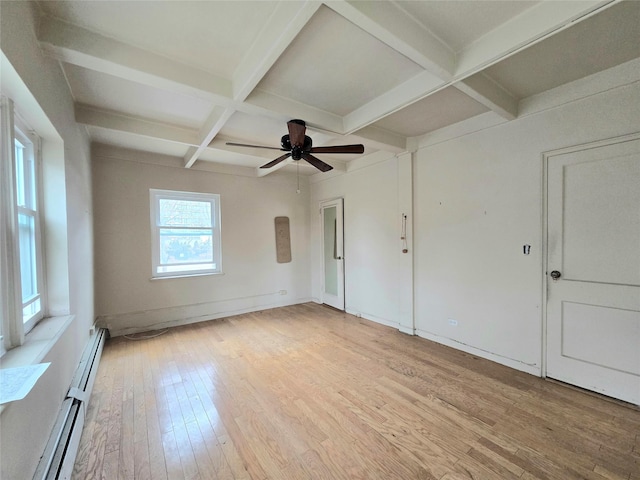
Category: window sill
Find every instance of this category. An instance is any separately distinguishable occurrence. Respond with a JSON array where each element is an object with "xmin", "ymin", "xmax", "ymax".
[
  {"xmin": 0, "ymin": 315, "xmax": 74, "ymax": 414},
  {"xmin": 1, "ymin": 314, "xmax": 74, "ymax": 368},
  {"xmin": 150, "ymin": 271, "xmax": 224, "ymax": 281}
]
